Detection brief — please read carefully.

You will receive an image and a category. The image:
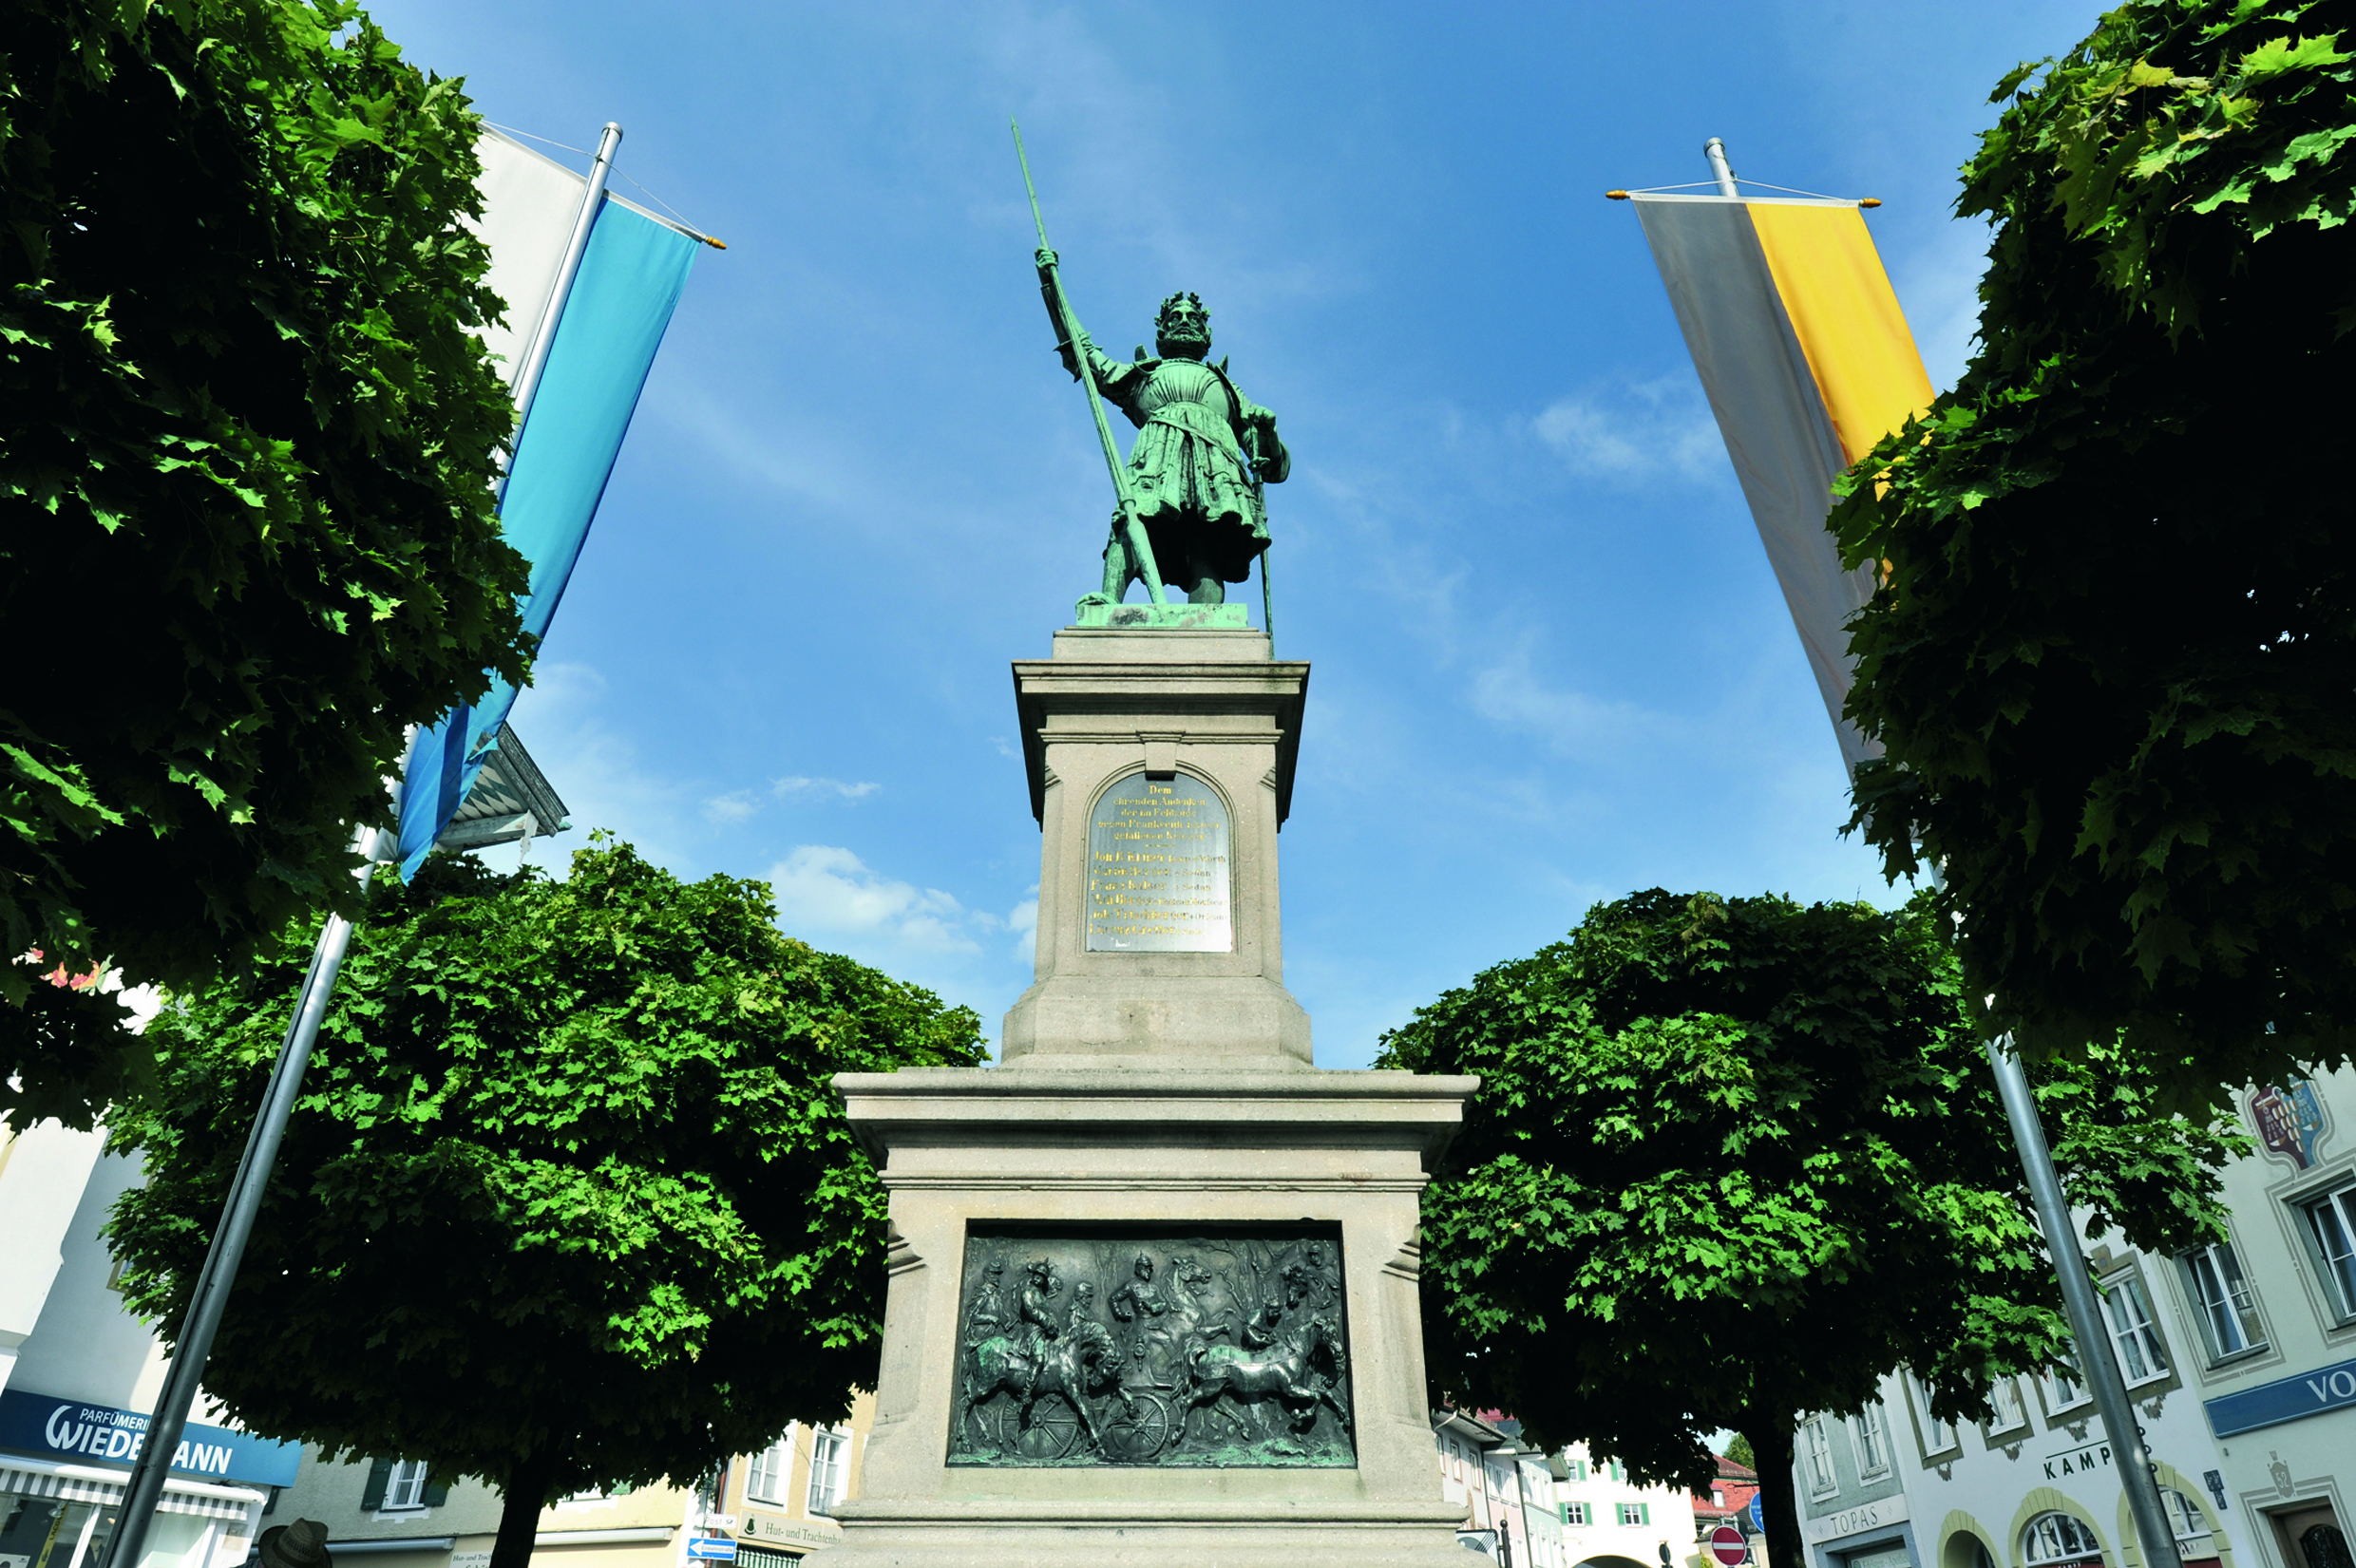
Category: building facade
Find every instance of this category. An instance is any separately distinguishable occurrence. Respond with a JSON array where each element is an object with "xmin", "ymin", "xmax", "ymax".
[
  {"xmin": 1791, "ymin": 1067, "xmax": 2356, "ymax": 1568},
  {"xmin": 1, "ymin": 1134, "xmax": 297, "ymax": 1568},
  {"xmin": 269, "ymin": 1392, "xmax": 873, "ymax": 1568},
  {"xmin": 1, "ymin": 1112, "xmax": 870, "ymax": 1568}
]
